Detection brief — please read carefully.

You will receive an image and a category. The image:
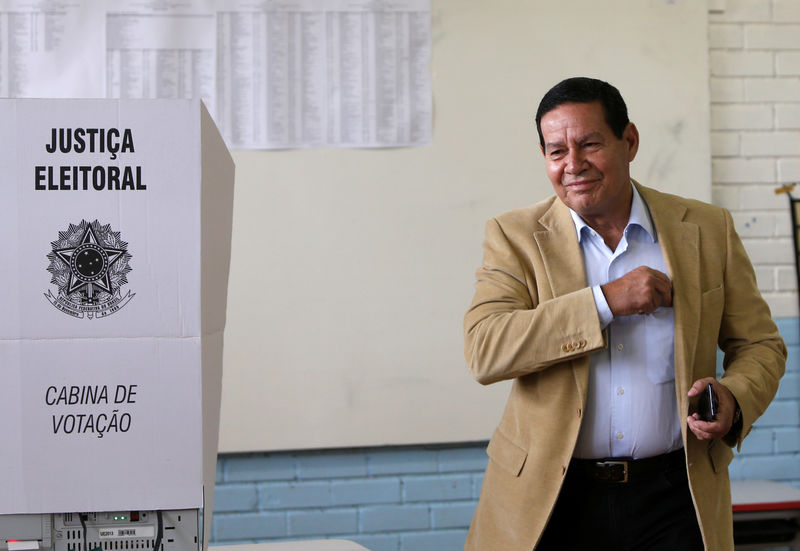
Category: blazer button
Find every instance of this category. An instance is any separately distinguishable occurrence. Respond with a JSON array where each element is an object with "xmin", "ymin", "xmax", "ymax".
[
  {"xmin": 578, "ymin": 338, "xmax": 587, "ymax": 348},
  {"xmin": 561, "ymin": 343, "xmax": 569, "ymax": 352}
]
